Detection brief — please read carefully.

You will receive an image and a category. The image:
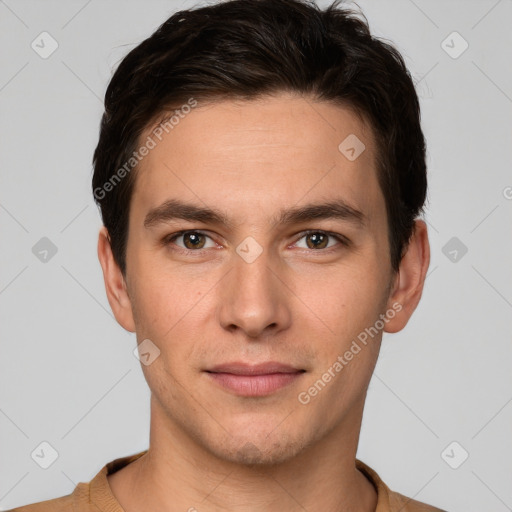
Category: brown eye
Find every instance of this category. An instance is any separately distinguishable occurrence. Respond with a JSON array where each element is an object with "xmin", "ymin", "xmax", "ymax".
[
  {"xmin": 294, "ymin": 230, "xmax": 348, "ymax": 251},
  {"xmin": 305, "ymin": 232, "xmax": 329, "ymax": 249},
  {"xmin": 164, "ymin": 231, "xmax": 216, "ymax": 251},
  {"xmin": 182, "ymin": 232, "xmax": 206, "ymax": 249}
]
